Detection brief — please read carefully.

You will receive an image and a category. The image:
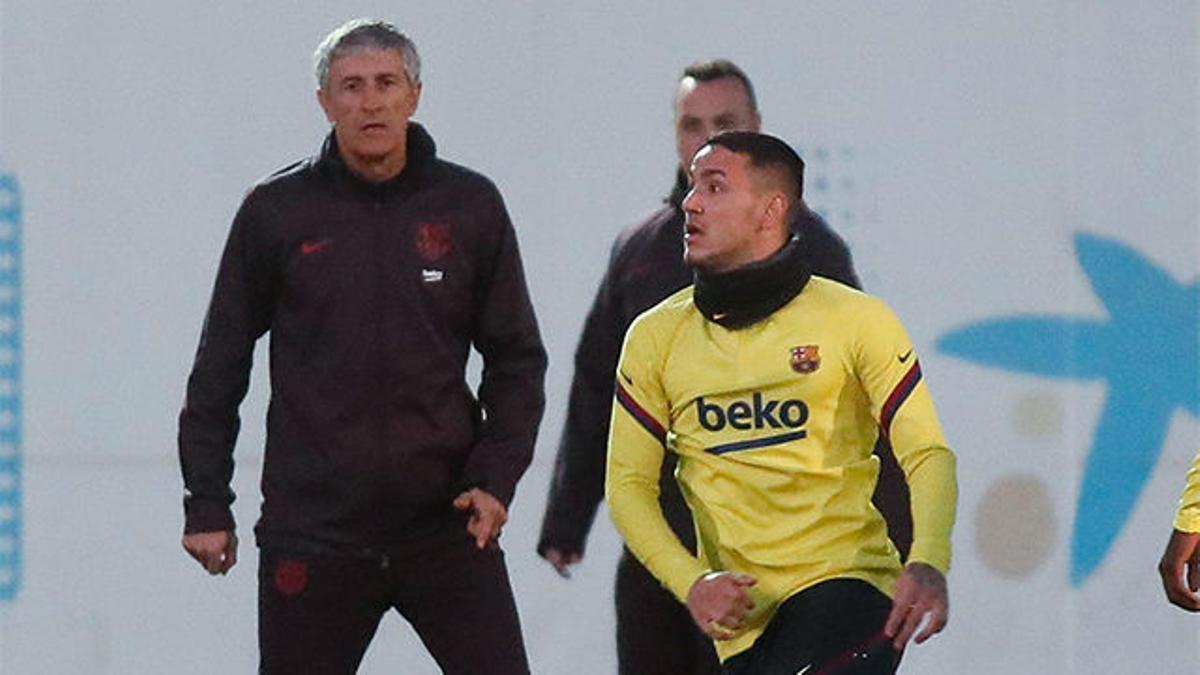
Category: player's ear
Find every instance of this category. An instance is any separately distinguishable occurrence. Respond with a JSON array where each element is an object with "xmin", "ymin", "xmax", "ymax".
[{"xmin": 763, "ymin": 192, "xmax": 788, "ymax": 228}]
